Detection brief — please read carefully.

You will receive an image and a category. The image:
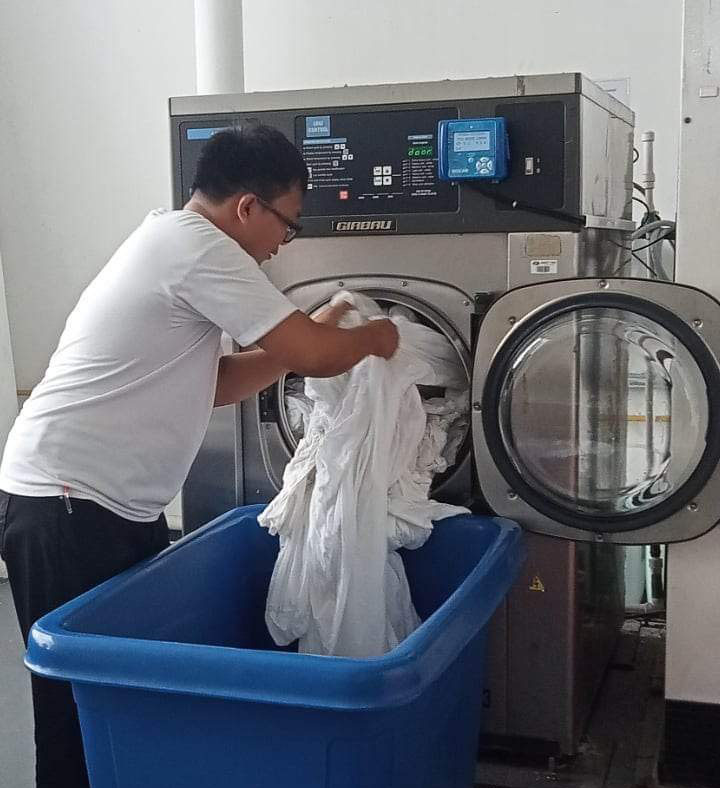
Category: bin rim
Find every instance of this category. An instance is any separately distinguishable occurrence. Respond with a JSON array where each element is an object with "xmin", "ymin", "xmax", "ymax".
[{"xmin": 25, "ymin": 504, "xmax": 525, "ymax": 711}]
